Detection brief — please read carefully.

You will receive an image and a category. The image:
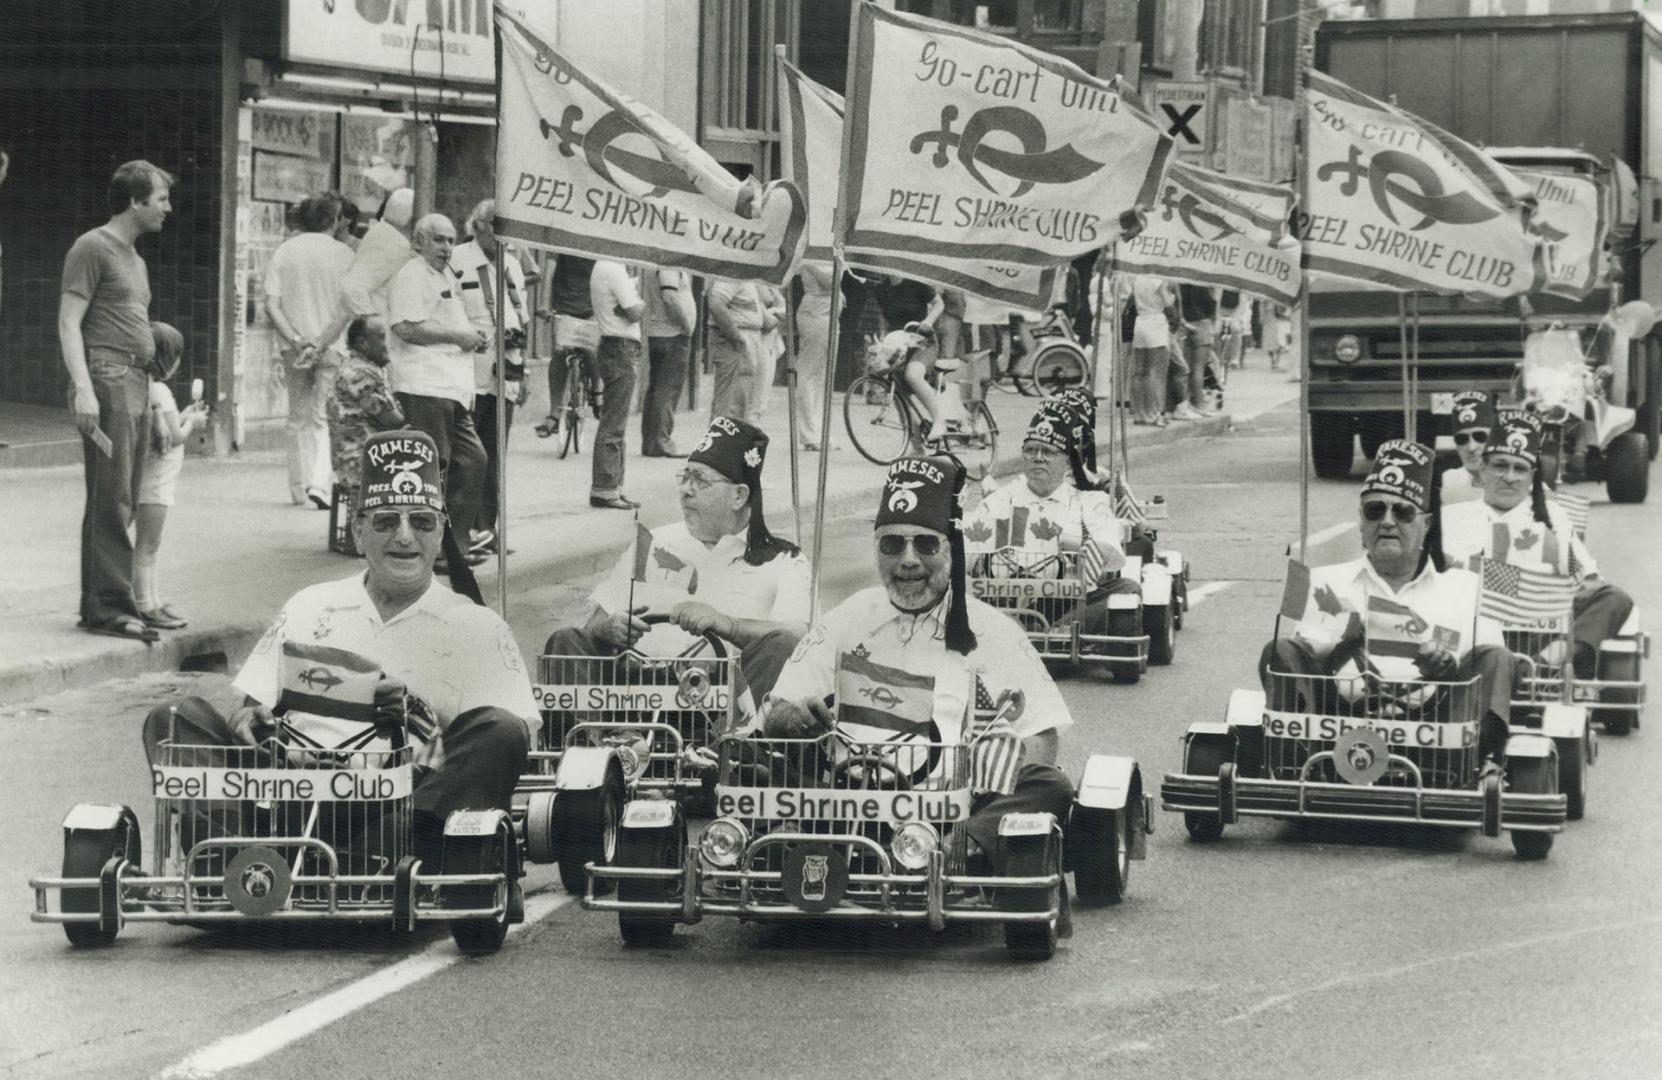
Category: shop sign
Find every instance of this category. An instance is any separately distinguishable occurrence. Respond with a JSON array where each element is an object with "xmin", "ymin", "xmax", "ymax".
[
  {"xmin": 284, "ymin": 0, "xmax": 498, "ymax": 85},
  {"xmin": 251, "ymin": 108, "xmax": 332, "ymax": 160},
  {"xmin": 252, "ymin": 150, "xmax": 336, "ymax": 204}
]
